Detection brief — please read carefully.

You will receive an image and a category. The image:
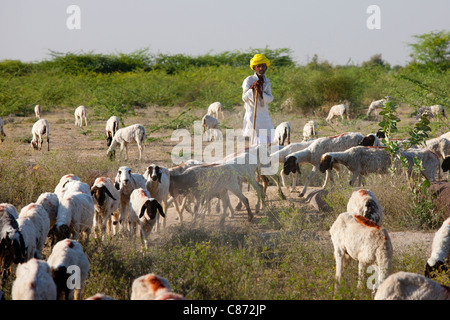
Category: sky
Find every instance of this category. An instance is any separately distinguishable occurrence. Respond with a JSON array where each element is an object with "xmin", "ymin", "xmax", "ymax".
[{"xmin": 1, "ymin": 0, "xmax": 449, "ymax": 66}]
